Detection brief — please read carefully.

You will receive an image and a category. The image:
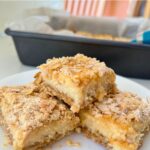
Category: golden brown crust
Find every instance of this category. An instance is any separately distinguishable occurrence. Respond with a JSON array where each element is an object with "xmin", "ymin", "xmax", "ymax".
[
  {"xmin": 24, "ymin": 129, "xmax": 72, "ymax": 150},
  {"xmin": 82, "ymin": 127, "xmax": 110, "ymax": 149},
  {"xmin": 82, "ymin": 127, "xmax": 143, "ymax": 150}
]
